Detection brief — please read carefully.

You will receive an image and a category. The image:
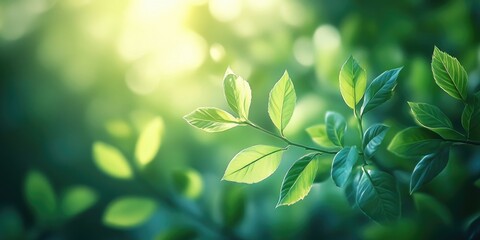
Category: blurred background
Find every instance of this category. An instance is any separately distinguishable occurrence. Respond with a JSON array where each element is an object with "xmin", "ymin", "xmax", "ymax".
[{"xmin": 1, "ymin": 0, "xmax": 480, "ymax": 239}]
